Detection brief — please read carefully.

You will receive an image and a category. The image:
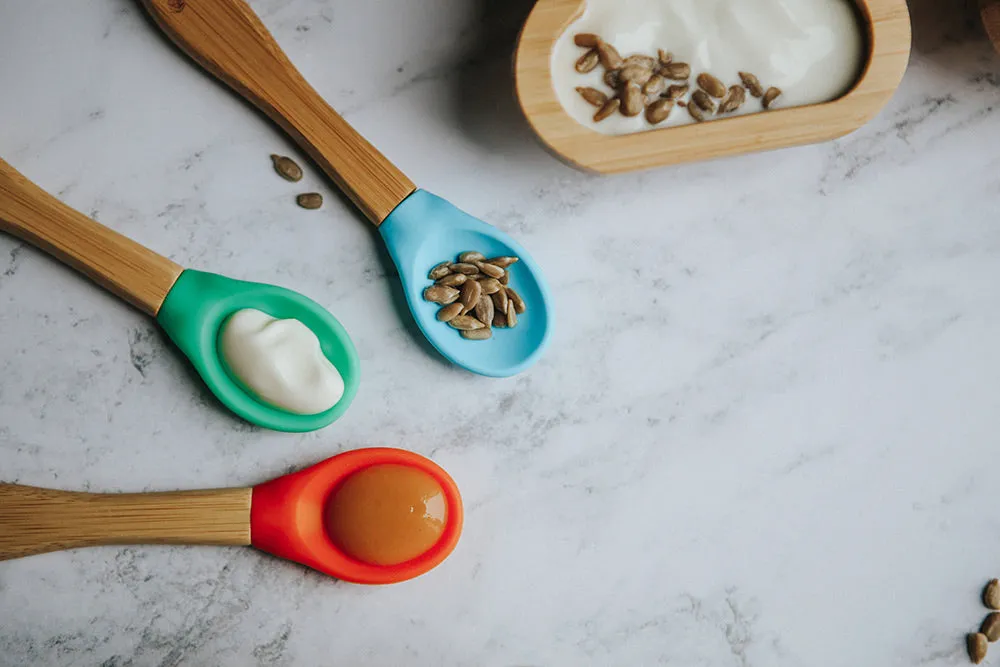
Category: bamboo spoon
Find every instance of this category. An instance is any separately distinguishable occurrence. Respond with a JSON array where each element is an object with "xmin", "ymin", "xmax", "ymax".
[
  {"xmin": 141, "ymin": 0, "xmax": 553, "ymax": 378},
  {"xmin": 0, "ymin": 448, "xmax": 463, "ymax": 585},
  {"xmin": 0, "ymin": 158, "xmax": 359, "ymax": 432}
]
